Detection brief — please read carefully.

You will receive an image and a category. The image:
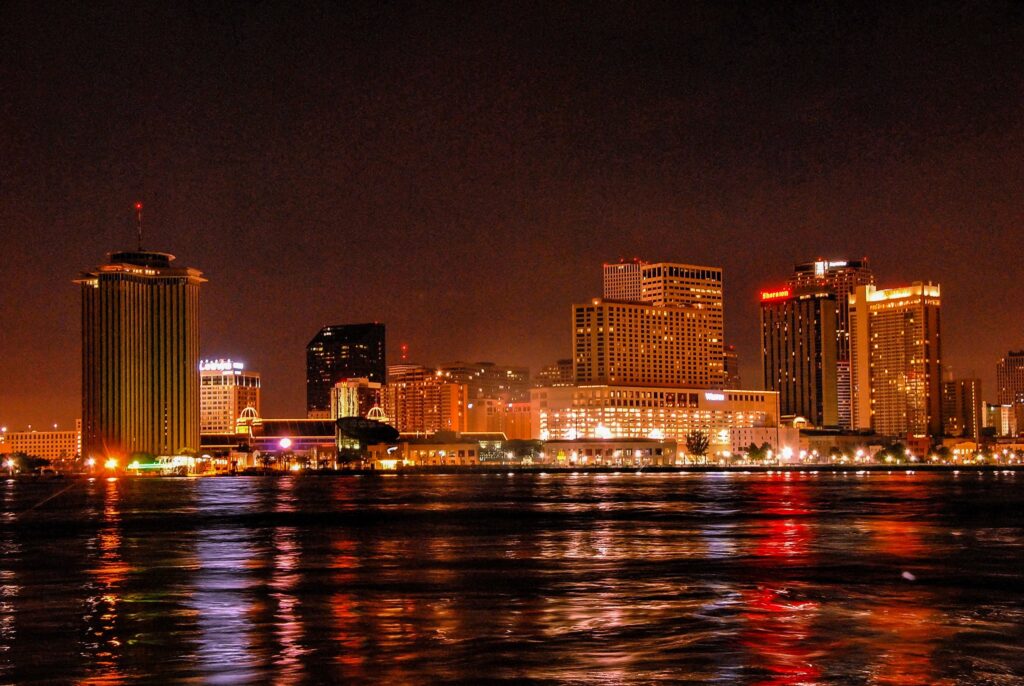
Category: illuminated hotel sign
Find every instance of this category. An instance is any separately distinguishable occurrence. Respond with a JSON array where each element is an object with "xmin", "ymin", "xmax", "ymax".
[
  {"xmin": 759, "ymin": 288, "xmax": 791, "ymax": 302},
  {"xmin": 199, "ymin": 359, "xmax": 244, "ymax": 372},
  {"xmin": 704, "ymin": 392, "xmax": 725, "ymax": 401}
]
